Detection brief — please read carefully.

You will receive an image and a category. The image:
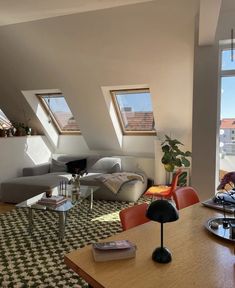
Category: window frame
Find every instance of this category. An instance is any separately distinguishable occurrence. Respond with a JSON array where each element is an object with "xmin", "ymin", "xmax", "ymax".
[
  {"xmin": 36, "ymin": 92, "xmax": 81, "ymax": 135},
  {"xmin": 110, "ymin": 88, "xmax": 156, "ymax": 136}
]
